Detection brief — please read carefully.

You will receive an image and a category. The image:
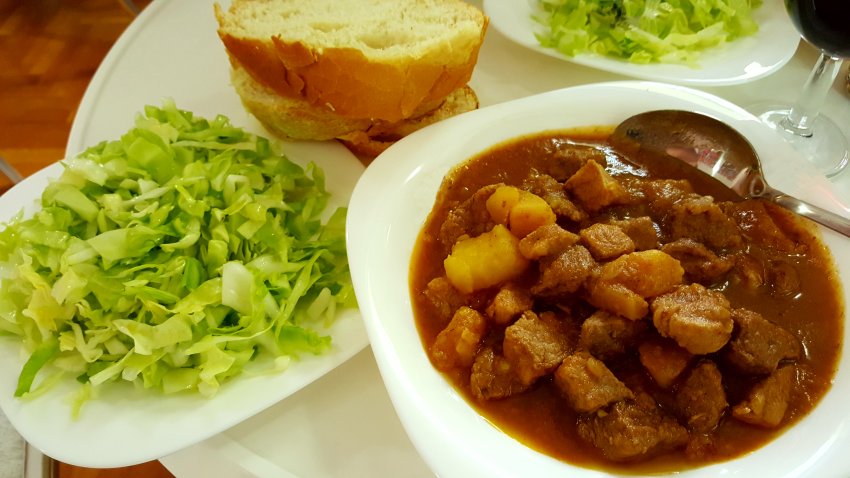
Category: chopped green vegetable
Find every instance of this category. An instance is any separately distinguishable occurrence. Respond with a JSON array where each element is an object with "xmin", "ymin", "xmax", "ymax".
[
  {"xmin": 533, "ymin": 0, "xmax": 763, "ymax": 66},
  {"xmin": 0, "ymin": 100, "xmax": 356, "ymax": 404},
  {"xmin": 15, "ymin": 337, "xmax": 59, "ymax": 397}
]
